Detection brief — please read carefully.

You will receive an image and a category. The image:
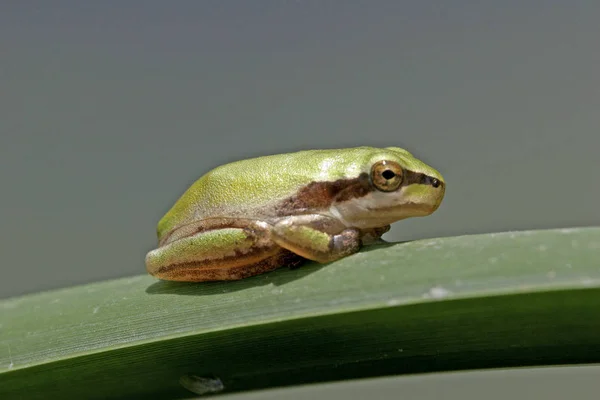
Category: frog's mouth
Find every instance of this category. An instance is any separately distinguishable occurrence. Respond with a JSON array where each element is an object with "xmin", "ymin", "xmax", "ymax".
[
  {"xmin": 332, "ymin": 182, "xmax": 445, "ymax": 229},
  {"xmin": 378, "ymin": 201, "xmax": 440, "ymax": 215},
  {"xmin": 365, "ymin": 201, "xmax": 441, "ymax": 220}
]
